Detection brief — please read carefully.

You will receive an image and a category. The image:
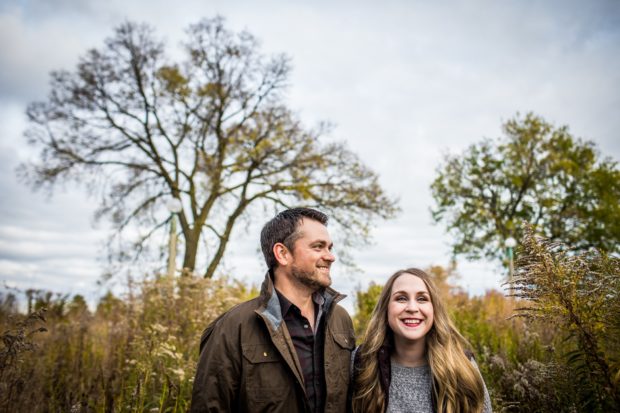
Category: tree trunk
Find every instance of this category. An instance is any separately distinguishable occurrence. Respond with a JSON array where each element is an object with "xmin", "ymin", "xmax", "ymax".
[
  {"xmin": 182, "ymin": 232, "xmax": 199, "ymax": 275},
  {"xmin": 204, "ymin": 243, "xmax": 225, "ymax": 279}
]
